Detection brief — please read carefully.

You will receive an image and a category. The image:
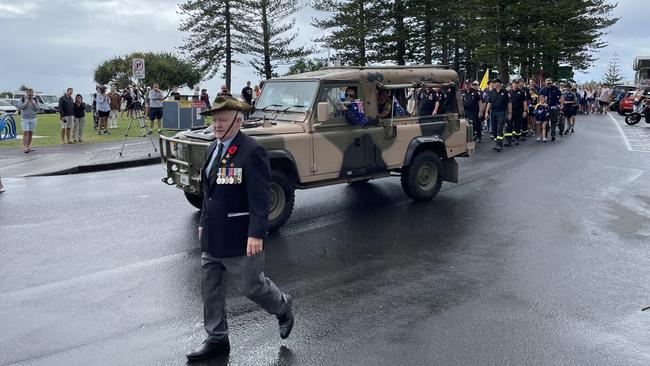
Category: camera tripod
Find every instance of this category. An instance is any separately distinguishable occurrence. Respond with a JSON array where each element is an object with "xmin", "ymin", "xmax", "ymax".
[{"xmin": 119, "ymin": 109, "xmax": 158, "ymax": 157}]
